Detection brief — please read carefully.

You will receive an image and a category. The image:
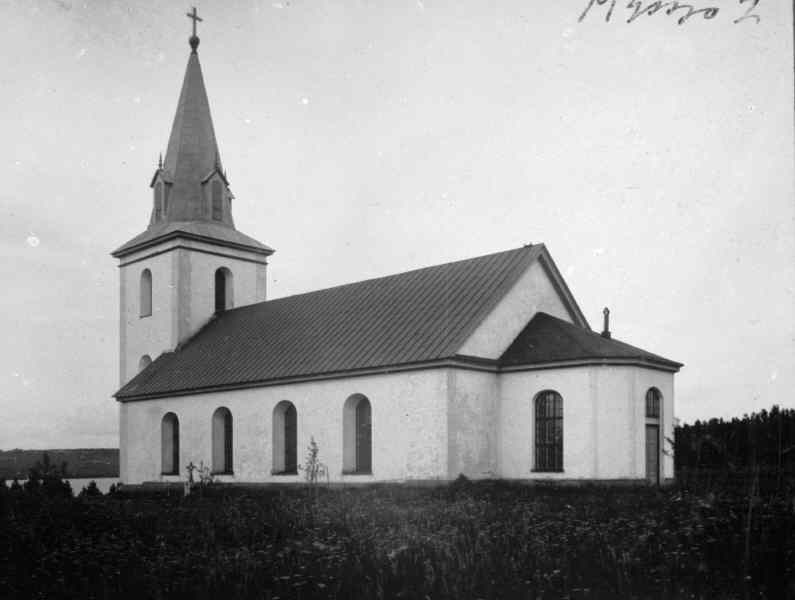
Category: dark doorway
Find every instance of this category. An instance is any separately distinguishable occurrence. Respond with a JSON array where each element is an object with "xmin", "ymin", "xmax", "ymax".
[{"xmin": 645, "ymin": 424, "xmax": 660, "ymax": 485}]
